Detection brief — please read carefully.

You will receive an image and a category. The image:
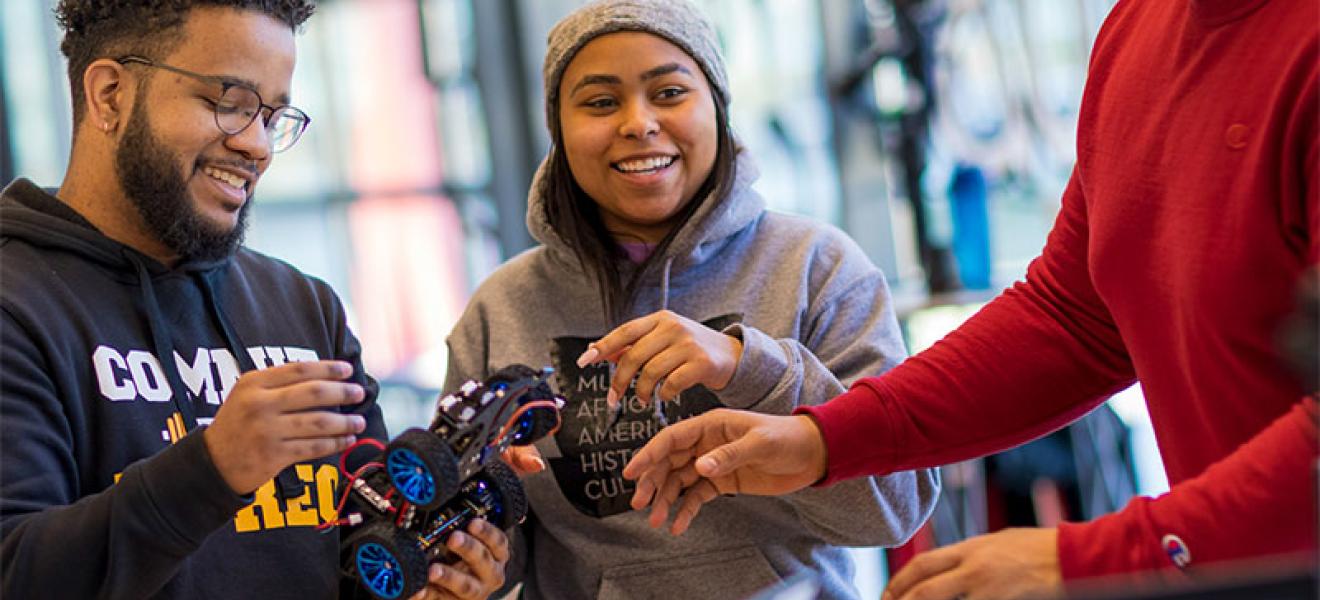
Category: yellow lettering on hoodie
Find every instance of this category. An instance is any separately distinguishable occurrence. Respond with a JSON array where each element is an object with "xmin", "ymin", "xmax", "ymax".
[{"xmin": 233, "ymin": 463, "xmax": 340, "ymax": 533}]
